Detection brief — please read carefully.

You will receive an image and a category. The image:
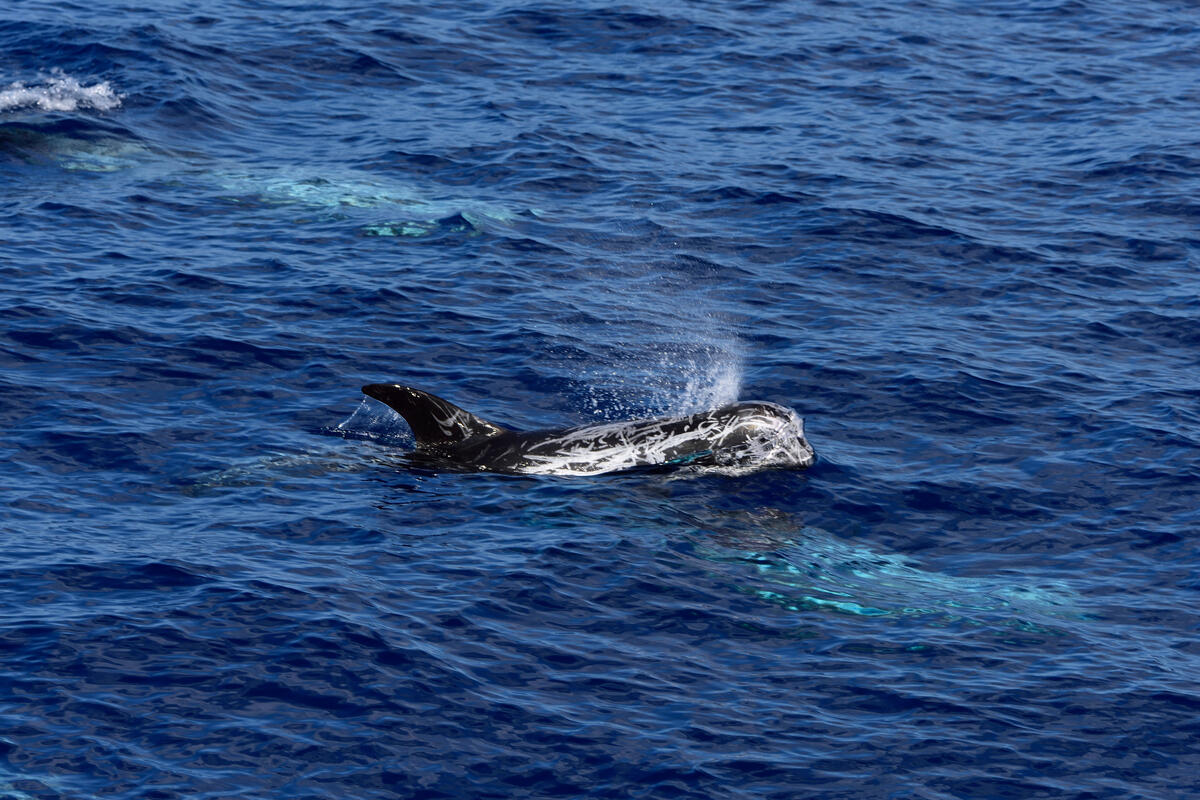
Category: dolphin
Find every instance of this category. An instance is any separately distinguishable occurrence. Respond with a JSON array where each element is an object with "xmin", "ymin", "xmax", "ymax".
[{"xmin": 361, "ymin": 383, "xmax": 816, "ymax": 476}]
